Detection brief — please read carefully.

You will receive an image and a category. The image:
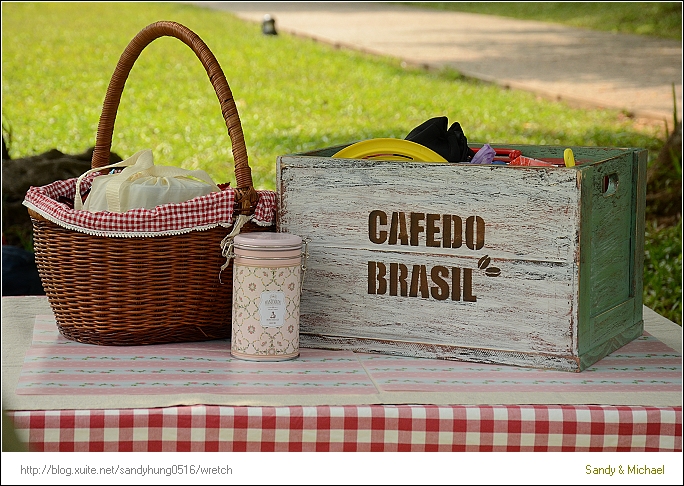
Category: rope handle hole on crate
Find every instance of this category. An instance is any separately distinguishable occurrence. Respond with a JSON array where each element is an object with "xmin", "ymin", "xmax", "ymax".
[{"xmin": 602, "ymin": 173, "xmax": 619, "ymax": 196}]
